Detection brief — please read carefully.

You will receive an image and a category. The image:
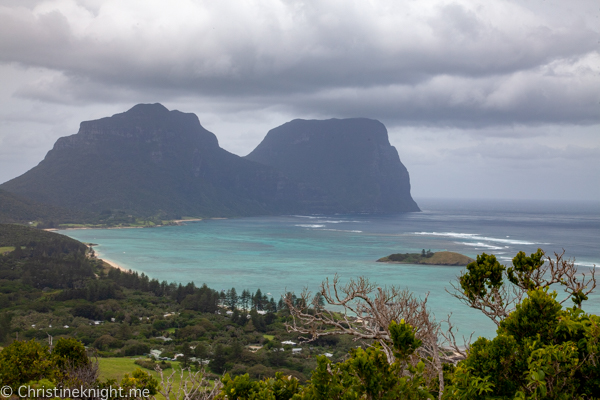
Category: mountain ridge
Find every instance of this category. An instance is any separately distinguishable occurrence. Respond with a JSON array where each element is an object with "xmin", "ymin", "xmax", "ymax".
[{"xmin": 1, "ymin": 104, "xmax": 419, "ymax": 219}]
